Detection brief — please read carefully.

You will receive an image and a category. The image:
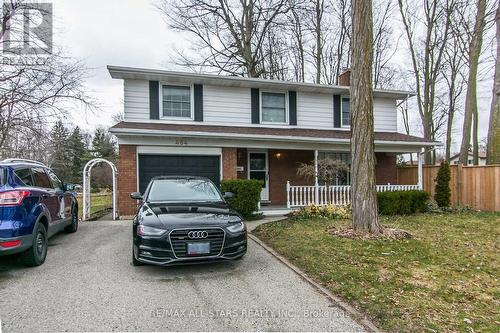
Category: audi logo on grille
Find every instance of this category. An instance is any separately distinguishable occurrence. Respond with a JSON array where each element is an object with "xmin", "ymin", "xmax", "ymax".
[{"xmin": 188, "ymin": 230, "xmax": 208, "ymax": 239}]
